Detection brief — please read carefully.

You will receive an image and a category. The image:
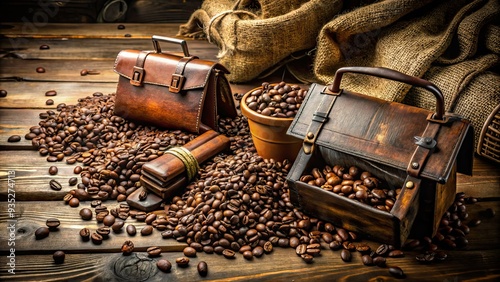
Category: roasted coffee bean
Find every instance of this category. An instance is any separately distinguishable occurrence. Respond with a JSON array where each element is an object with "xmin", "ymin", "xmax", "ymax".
[
  {"xmin": 53, "ymin": 251, "xmax": 65, "ymax": 264},
  {"xmin": 96, "ymin": 226, "xmax": 111, "ymax": 238},
  {"xmin": 91, "ymin": 232, "xmax": 103, "ymax": 244},
  {"xmin": 112, "ymin": 220, "xmax": 124, "ymax": 232},
  {"xmin": 376, "ymin": 244, "xmax": 390, "ymax": 256},
  {"xmin": 79, "ymin": 208, "xmax": 92, "ymax": 220},
  {"xmin": 0, "ymin": 89, "xmax": 7, "ymax": 97},
  {"xmin": 263, "ymin": 241, "xmax": 273, "ymax": 253},
  {"xmin": 340, "ymin": 249, "xmax": 351, "ymax": 262},
  {"xmin": 7, "ymin": 135, "xmax": 21, "ymax": 142},
  {"xmin": 388, "ymin": 266, "xmax": 405, "ymax": 279},
  {"xmin": 243, "ymin": 250, "xmax": 253, "ymax": 260},
  {"xmin": 141, "ymin": 225, "xmax": 153, "ymax": 236},
  {"xmin": 36, "ymin": 67, "xmax": 46, "ymax": 73},
  {"xmin": 35, "ymin": 226, "xmax": 50, "ymax": 239},
  {"xmin": 45, "ymin": 90, "xmax": 57, "ymax": 96},
  {"xmin": 356, "ymin": 243, "xmax": 371, "ymax": 254},
  {"xmin": 183, "ymin": 246, "xmax": 197, "ymax": 257},
  {"xmin": 197, "ymin": 261, "xmax": 208, "ymax": 277},
  {"xmin": 157, "ymin": 259, "xmax": 172, "ymax": 272},
  {"xmin": 361, "ymin": 254, "xmax": 373, "ymax": 266},
  {"xmin": 176, "ymin": 257, "xmax": 190, "ymax": 267},
  {"xmin": 46, "ymin": 218, "xmax": 60, "ymax": 230},
  {"xmin": 117, "ymin": 24, "xmax": 125, "ymax": 30},
  {"xmin": 40, "ymin": 44, "xmax": 50, "ymax": 50},
  {"xmin": 329, "ymin": 241, "xmax": 342, "ymax": 251},
  {"xmin": 48, "ymin": 166, "xmax": 58, "ymax": 175},
  {"xmin": 103, "ymin": 214, "xmax": 116, "ymax": 226},
  {"xmin": 68, "ymin": 177, "xmax": 78, "ymax": 186},
  {"xmin": 126, "ymin": 224, "xmax": 136, "ymax": 236},
  {"xmin": 301, "ymin": 254, "xmax": 314, "ymax": 263},
  {"xmin": 222, "ymin": 249, "xmax": 236, "ymax": 259},
  {"xmin": 121, "ymin": 240, "xmax": 134, "ymax": 255},
  {"xmin": 46, "ymin": 99, "xmax": 54, "ymax": 105},
  {"xmin": 49, "ymin": 179, "xmax": 62, "ymax": 191},
  {"xmin": 80, "ymin": 228, "xmax": 90, "ymax": 241},
  {"xmin": 388, "ymin": 249, "xmax": 404, "ymax": 258},
  {"xmin": 373, "ymin": 256, "xmax": 386, "ymax": 267},
  {"xmin": 147, "ymin": 246, "xmax": 162, "ymax": 257}
]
